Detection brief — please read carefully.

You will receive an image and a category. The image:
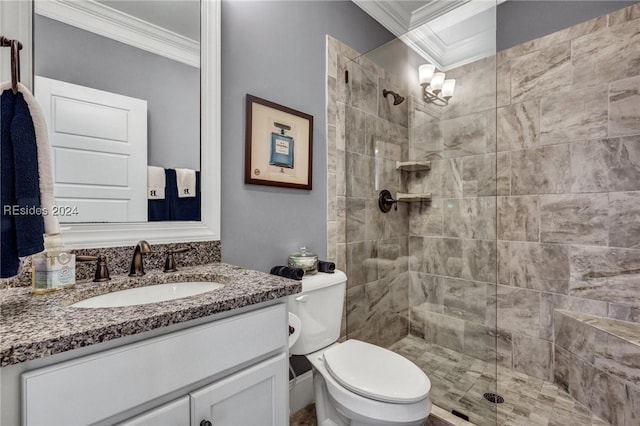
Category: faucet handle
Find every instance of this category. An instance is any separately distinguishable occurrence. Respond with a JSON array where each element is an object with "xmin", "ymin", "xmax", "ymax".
[
  {"xmin": 77, "ymin": 254, "xmax": 111, "ymax": 282},
  {"xmin": 163, "ymin": 247, "xmax": 190, "ymax": 273}
]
